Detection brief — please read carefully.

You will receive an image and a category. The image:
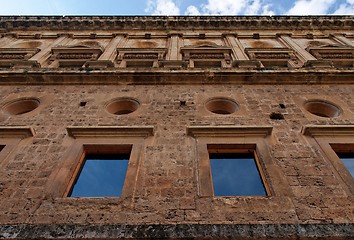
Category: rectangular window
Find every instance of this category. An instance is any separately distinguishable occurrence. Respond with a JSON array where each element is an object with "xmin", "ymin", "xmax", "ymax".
[
  {"xmin": 330, "ymin": 143, "xmax": 354, "ymax": 179},
  {"xmin": 336, "ymin": 152, "xmax": 354, "ymax": 178},
  {"xmin": 208, "ymin": 146, "xmax": 267, "ymax": 196},
  {"xmin": 302, "ymin": 126, "xmax": 354, "ymax": 194},
  {"xmin": 66, "ymin": 145, "xmax": 132, "ymax": 198}
]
